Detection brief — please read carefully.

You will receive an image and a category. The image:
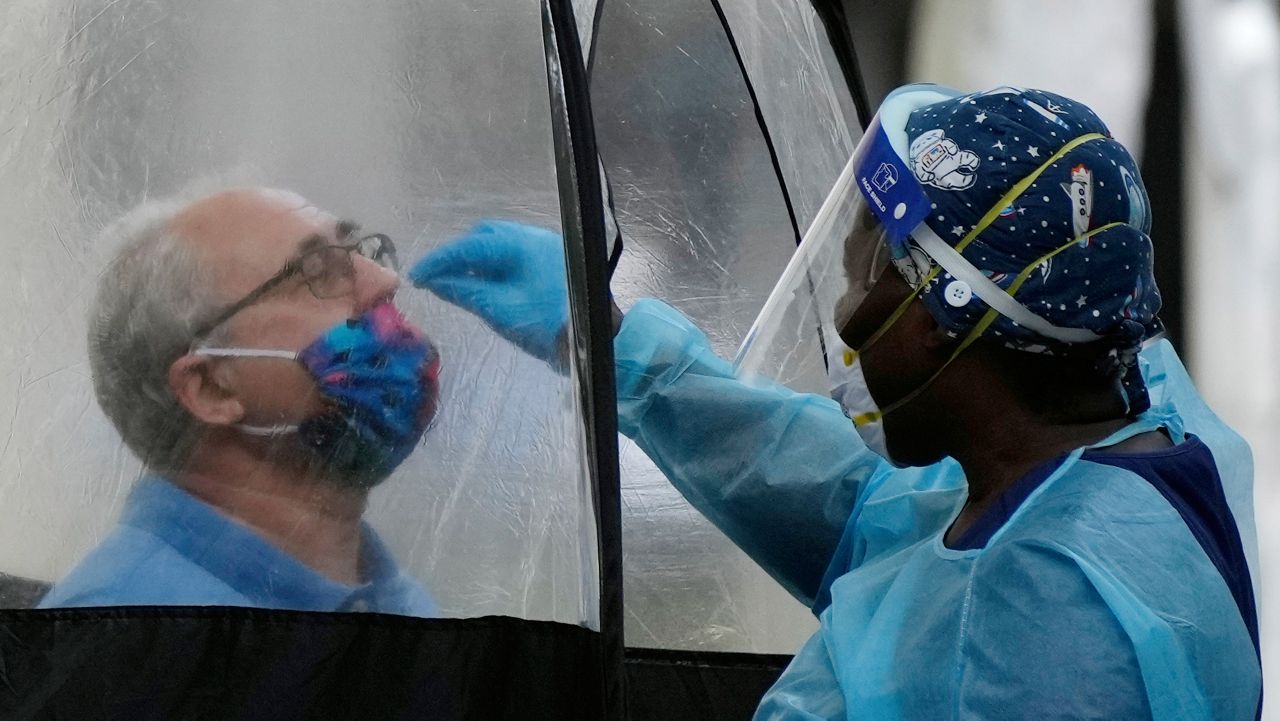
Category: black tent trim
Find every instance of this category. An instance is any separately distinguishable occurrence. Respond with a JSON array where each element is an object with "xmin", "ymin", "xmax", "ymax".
[
  {"xmin": 582, "ymin": 2, "xmax": 627, "ymax": 280},
  {"xmin": 542, "ymin": 0, "xmax": 627, "ymax": 717},
  {"xmin": 624, "ymin": 647, "xmax": 792, "ymax": 721},
  {"xmin": 0, "ymin": 608, "xmax": 603, "ymax": 721}
]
